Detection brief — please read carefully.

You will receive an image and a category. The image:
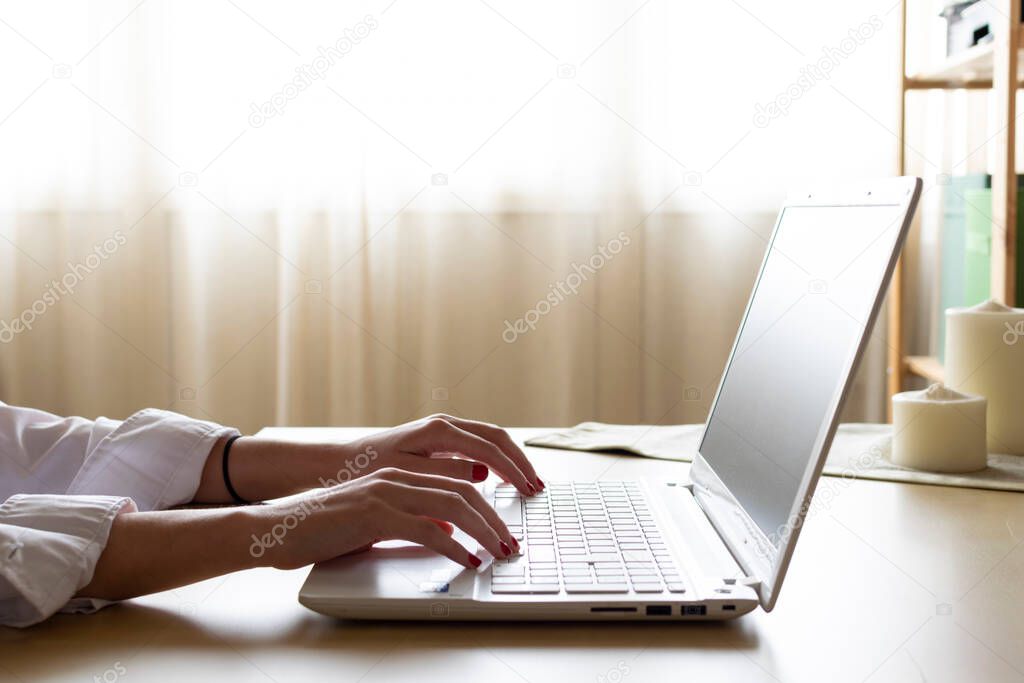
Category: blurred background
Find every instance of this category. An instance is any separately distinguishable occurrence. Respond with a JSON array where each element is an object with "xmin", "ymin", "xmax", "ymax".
[{"xmin": 0, "ymin": 0, "xmax": 998, "ymax": 433}]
